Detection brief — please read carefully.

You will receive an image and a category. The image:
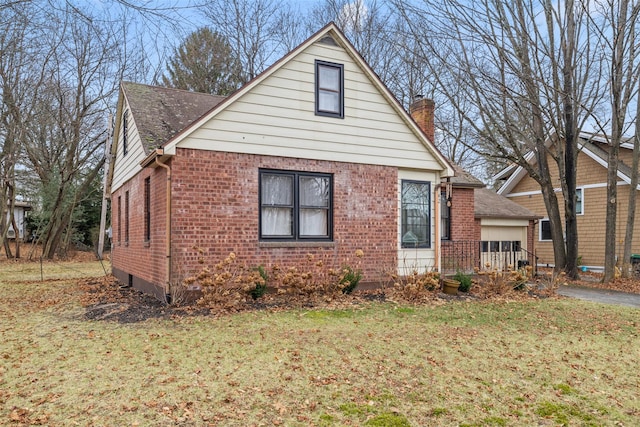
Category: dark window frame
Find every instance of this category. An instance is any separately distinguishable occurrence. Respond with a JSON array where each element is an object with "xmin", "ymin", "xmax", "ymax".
[
  {"xmin": 315, "ymin": 60, "xmax": 344, "ymax": 119},
  {"xmin": 401, "ymin": 180, "xmax": 432, "ymax": 249},
  {"xmin": 440, "ymin": 190, "xmax": 451, "ymax": 240},
  {"xmin": 259, "ymin": 169, "xmax": 333, "ymax": 242},
  {"xmin": 123, "ymin": 109, "xmax": 129, "ymax": 156},
  {"xmin": 124, "ymin": 190, "xmax": 130, "ymax": 245},
  {"xmin": 144, "ymin": 177, "xmax": 151, "ymax": 242},
  {"xmin": 117, "ymin": 195, "xmax": 122, "ymax": 245}
]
